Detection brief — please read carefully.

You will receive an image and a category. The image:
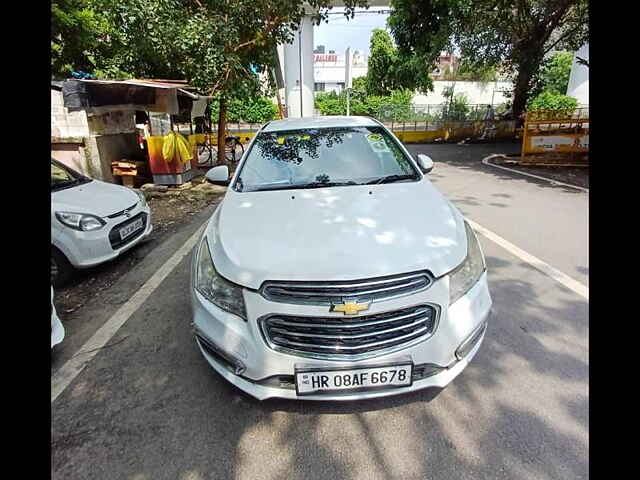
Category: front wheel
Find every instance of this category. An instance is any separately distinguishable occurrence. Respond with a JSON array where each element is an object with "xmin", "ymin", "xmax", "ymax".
[{"xmin": 51, "ymin": 247, "xmax": 74, "ymax": 288}]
